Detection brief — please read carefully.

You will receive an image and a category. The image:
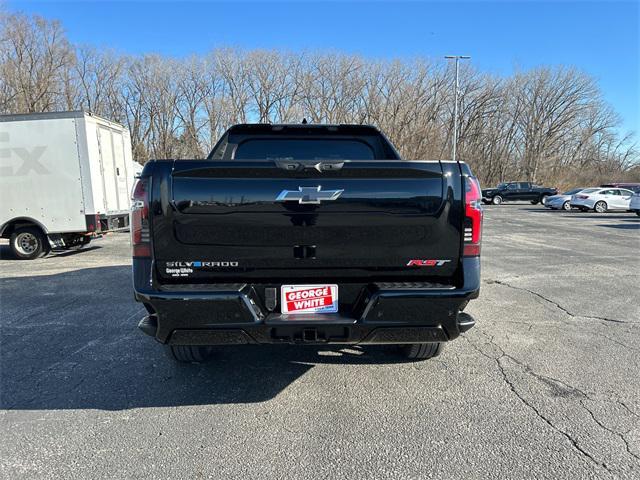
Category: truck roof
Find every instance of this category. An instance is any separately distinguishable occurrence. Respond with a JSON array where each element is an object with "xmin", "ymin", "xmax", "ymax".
[{"xmin": 225, "ymin": 123, "xmax": 386, "ymax": 136}]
